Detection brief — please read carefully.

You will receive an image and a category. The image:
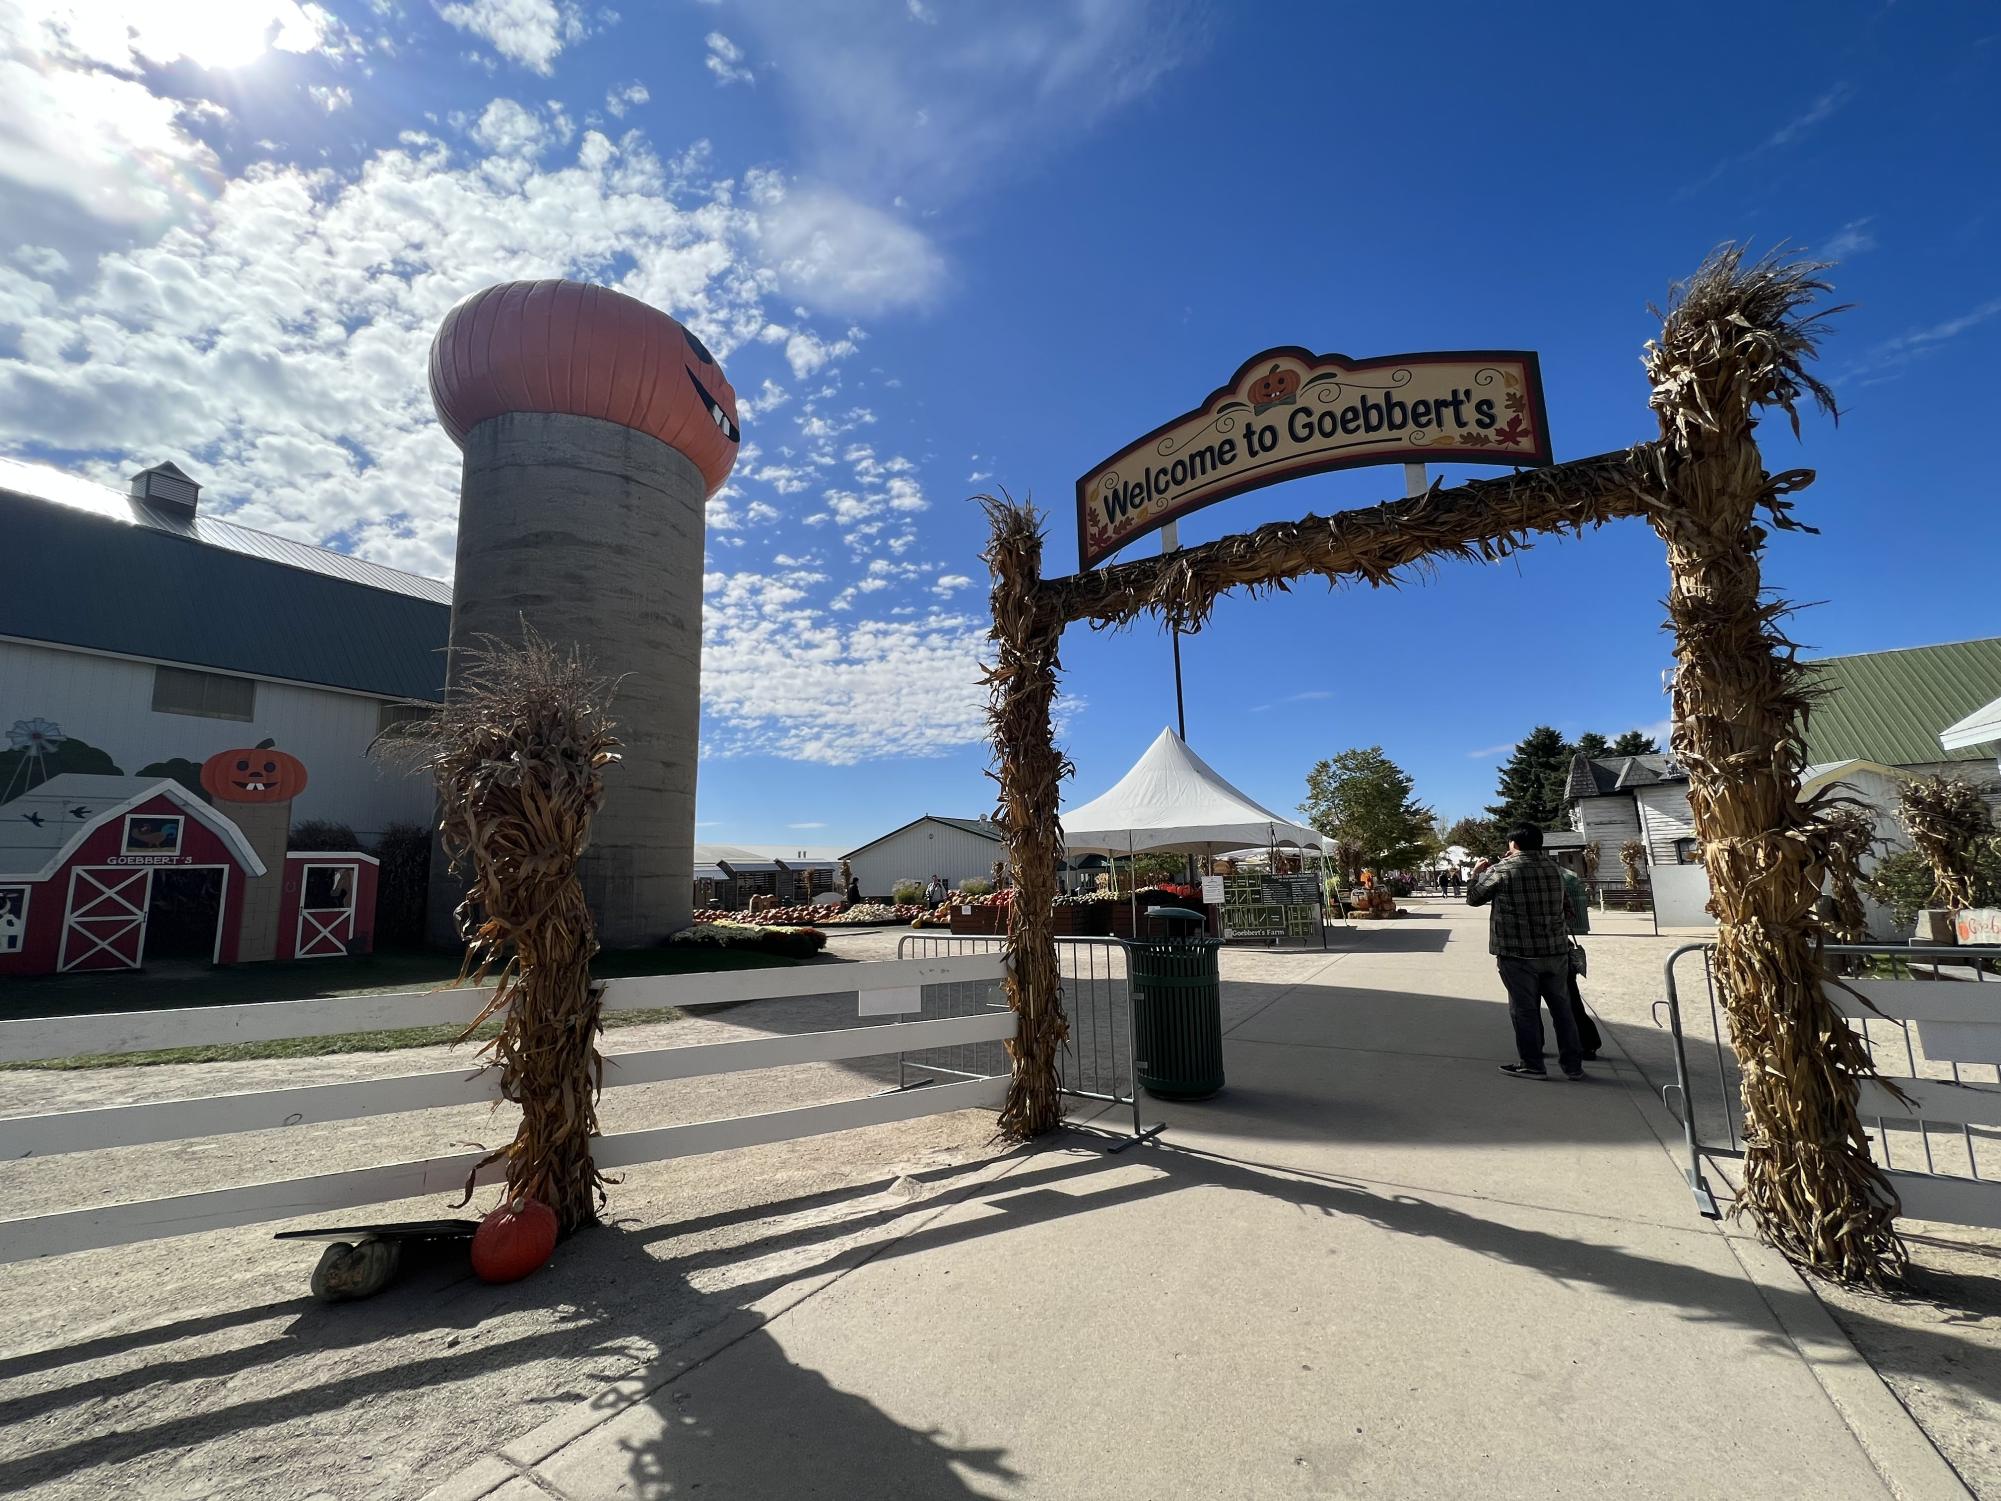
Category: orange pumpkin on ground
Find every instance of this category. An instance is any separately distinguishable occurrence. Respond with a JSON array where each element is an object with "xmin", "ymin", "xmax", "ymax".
[
  {"xmin": 1249, "ymin": 364, "xmax": 1299, "ymax": 408},
  {"xmin": 200, "ymin": 740, "xmax": 309, "ymax": 803},
  {"xmin": 471, "ymin": 1196, "xmax": 559, "ymax": 1284}
]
